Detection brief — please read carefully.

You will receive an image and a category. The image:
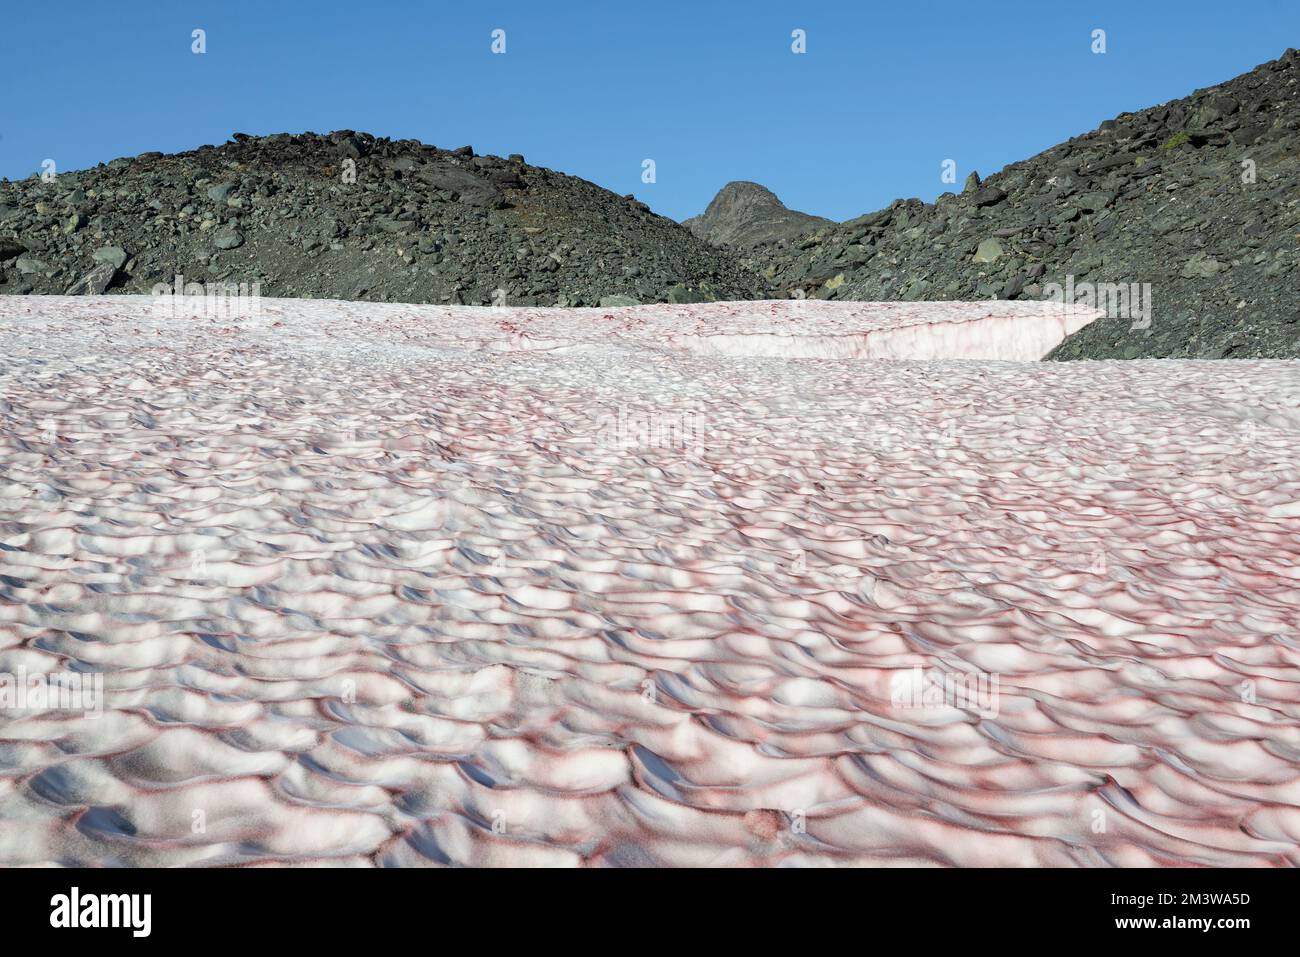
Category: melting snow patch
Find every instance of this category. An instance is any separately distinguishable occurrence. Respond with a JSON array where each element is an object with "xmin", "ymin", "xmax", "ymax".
[{"xmin": 0, "ymin": 295, "xmax": 1298, "ymax": 867}]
